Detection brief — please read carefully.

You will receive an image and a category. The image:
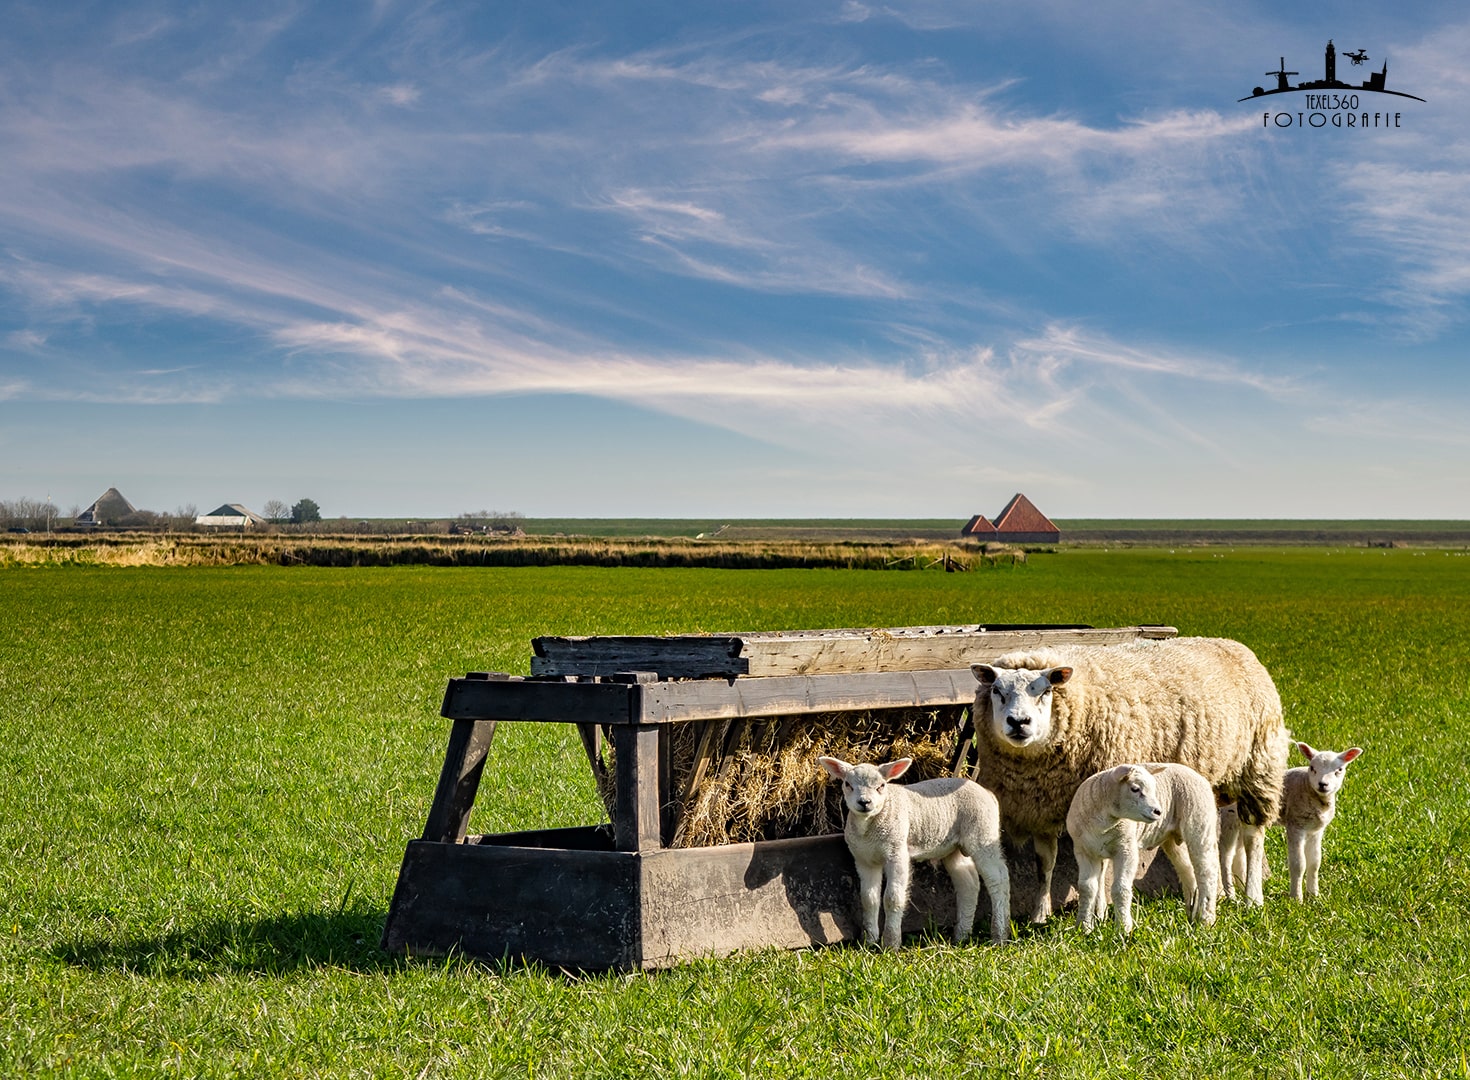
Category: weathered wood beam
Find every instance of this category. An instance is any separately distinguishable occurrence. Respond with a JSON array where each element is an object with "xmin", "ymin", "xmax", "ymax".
[{"xmin": 530, "ymin": 624, "xmax": 1176, "ymax": 679}]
